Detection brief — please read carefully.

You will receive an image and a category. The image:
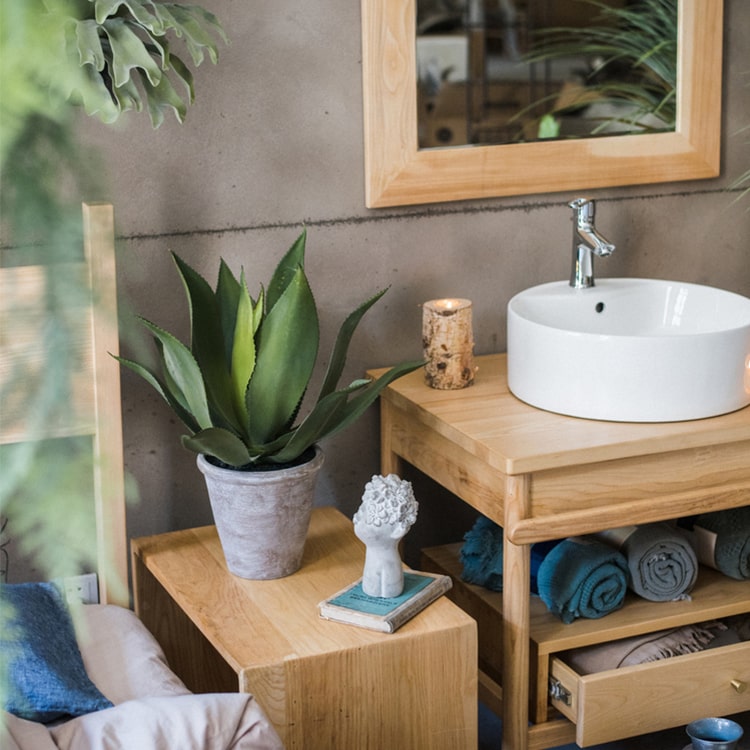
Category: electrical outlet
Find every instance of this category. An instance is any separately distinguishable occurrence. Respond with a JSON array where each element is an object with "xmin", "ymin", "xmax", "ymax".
[{"xmin": 61, "ymin": 573, "xmax": 99, "ymax": 604}]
